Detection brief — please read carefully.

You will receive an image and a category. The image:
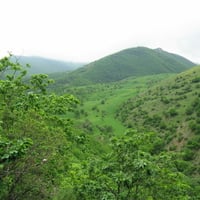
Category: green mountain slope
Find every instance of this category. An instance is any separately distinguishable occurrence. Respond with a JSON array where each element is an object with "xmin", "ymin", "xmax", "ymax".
[
  {"xmin": 57, "ymin": 74, "xmax": 171, "ymax": 136},
  {"xmin": 118, "ymin": 66, "xmax": 200, "ymax": 173},
  {"xmin": 12, "ymin": 56, "xmax": 84, "ymax": 75},
  {"xmin": 59, "ymin": 47, "xmax": 195, "ymax": 85}
]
